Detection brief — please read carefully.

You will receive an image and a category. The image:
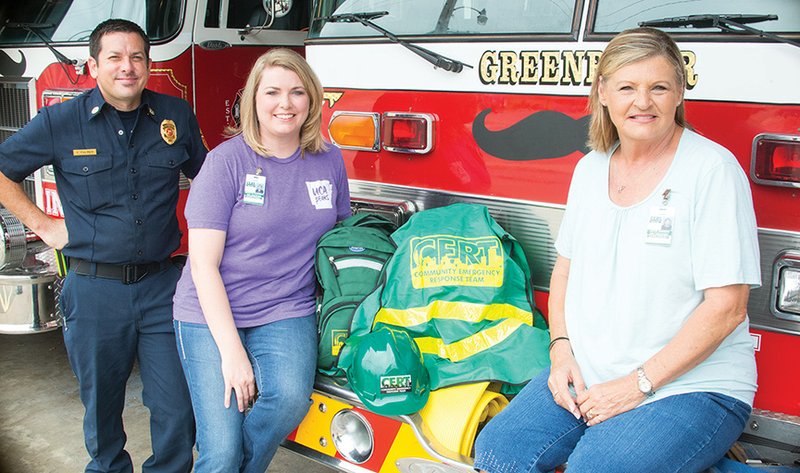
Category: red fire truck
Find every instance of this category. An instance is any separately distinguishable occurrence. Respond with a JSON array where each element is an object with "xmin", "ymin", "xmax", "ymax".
[{"xmin": 1, "ymin": 1, "xmax": 798, "ymax": 472}]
